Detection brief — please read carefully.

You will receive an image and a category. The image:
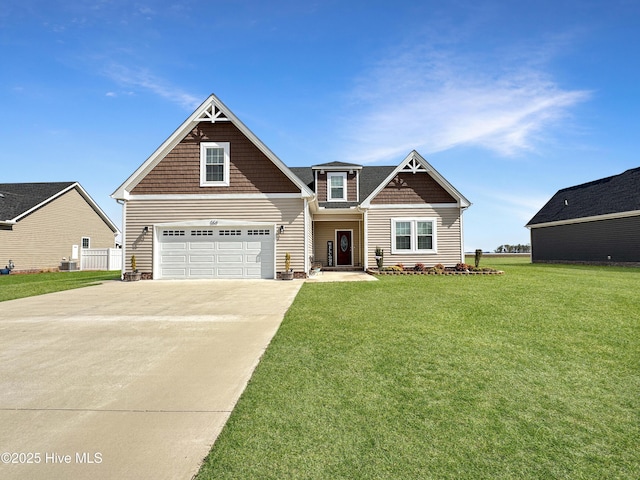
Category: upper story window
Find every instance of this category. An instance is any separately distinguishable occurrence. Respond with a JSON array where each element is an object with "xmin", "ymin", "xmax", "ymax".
[
  {"xmin": 200, "ymin": 142, "xmax": 230, "ymax": 187},
  {"xmin": 391, "ymin": 218, "xmax": 437, "ymax": 254},
  {"xmin": 327, "ymin": 172, "xmax": 347, "ymax": 201},
  {"xmin": 82, "ymin": 237, "xmax": 90, "ymax": 249}
]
